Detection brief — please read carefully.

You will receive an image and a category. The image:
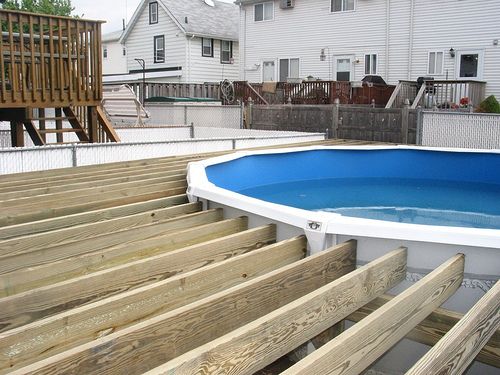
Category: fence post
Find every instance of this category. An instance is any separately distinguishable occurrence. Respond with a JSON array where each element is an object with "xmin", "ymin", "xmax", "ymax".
[
  {"xmin": 401, "ymin": 98, "xmax": 410, "ymax": 144},
  {"xmin": 72, "ymin": 145, "xmax": 78, "ymax": 167},
  {"xmin": 247, "ymin": 97, "xmax": 254, "ymax": 129},
  {"xmin": 371, "ymin": 99, "xmax": 376, "ymax": 108},
  {"xmin": 190, "ymin": 122, "xmax": 195, "ymax": 139},
  {"xmin": 416, "ymin": 106, "xmax": 423, "ymax": 145},
  {"xmin": 184, "ymin": 105, "xmax": 188, "ymax": 126},
  {"xmin": 240, "ymin": 101, "xmax": 244, "ymax": 129},
  {"xmin": 330, "ymin": 98, "xmax": 340, "ymax": 139}
]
